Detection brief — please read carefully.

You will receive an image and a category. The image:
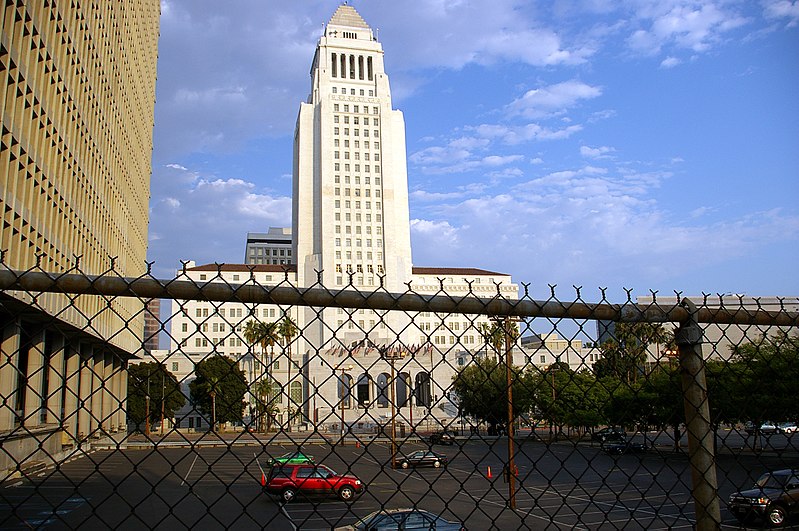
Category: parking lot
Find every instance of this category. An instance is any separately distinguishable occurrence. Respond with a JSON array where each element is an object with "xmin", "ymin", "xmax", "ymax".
[{"xmin": 0, "ymin": 435, "xmax": 795, "ymax": 529}]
